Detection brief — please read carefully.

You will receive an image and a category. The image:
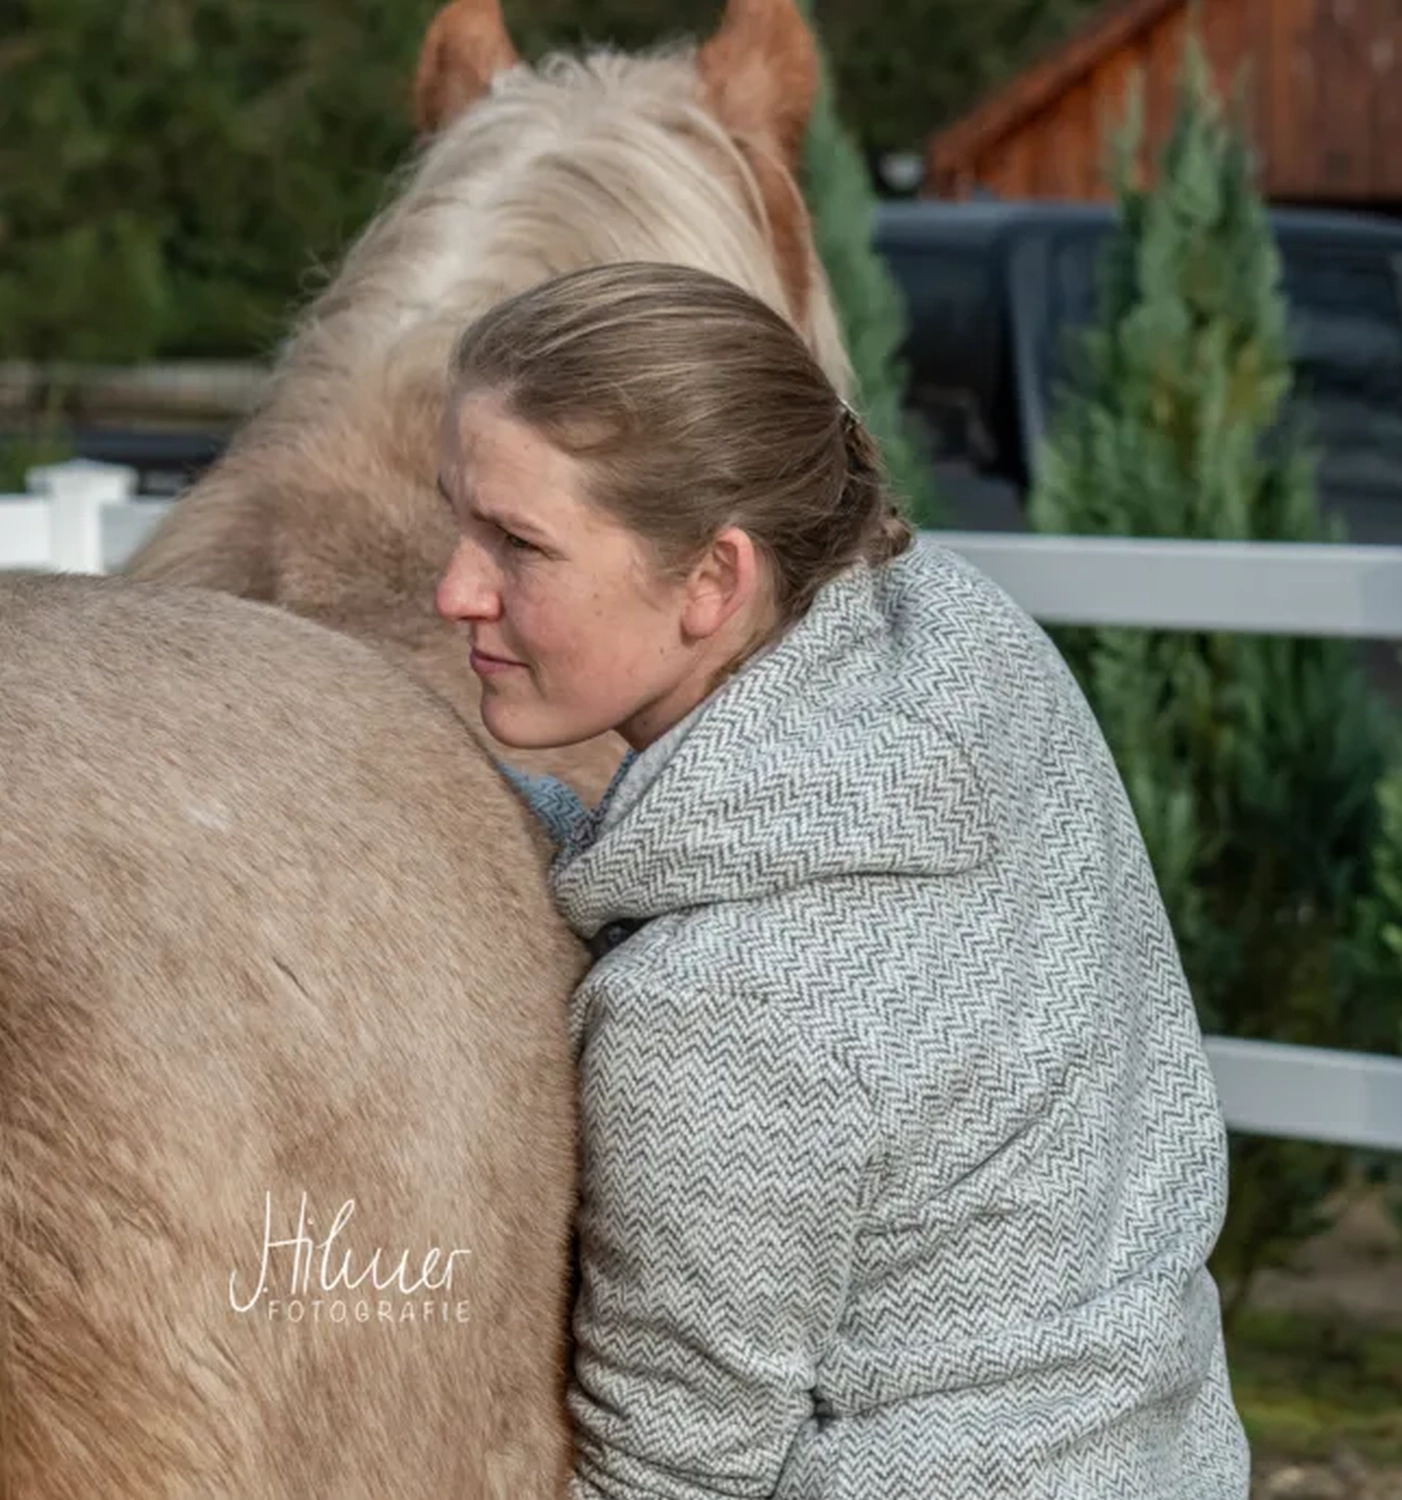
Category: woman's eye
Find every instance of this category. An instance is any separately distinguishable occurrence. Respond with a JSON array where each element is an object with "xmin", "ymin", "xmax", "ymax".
[{"xmin": 502, "ymin": 530, "xmax": 536, "ymax": 554}]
